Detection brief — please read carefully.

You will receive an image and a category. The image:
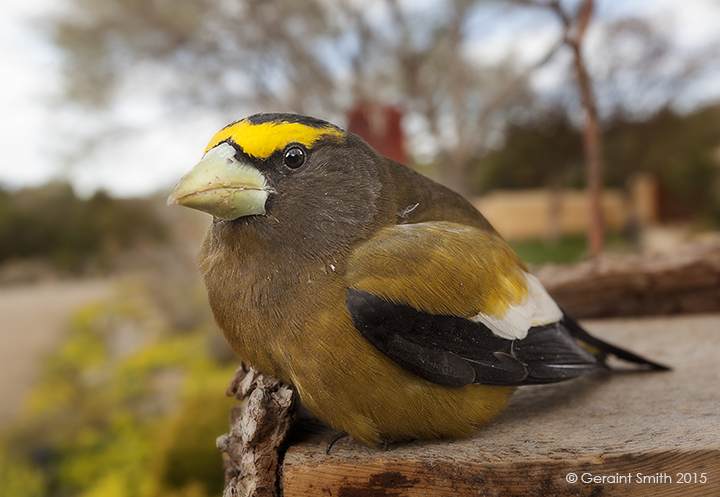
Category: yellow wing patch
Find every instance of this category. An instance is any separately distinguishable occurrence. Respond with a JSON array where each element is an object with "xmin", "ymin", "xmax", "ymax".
[
  {"xmin": 347, "ymin": 222, "xmax": 529, "ymax": 319},
  {"xmin": 204, "ymin": 119, "xmax": 345, "ymax": 158}
]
